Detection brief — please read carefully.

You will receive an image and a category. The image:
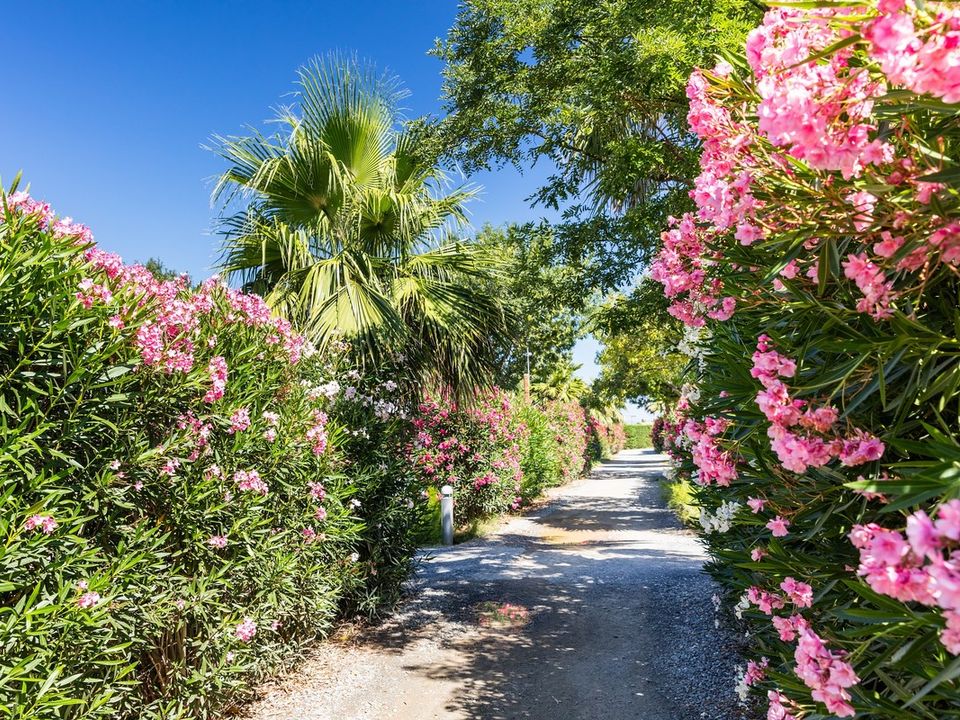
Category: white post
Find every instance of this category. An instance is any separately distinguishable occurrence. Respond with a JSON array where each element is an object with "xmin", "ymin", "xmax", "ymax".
[{"xmin": 440, "ymin": 484, "xmax": 454, "ymax": 546}]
